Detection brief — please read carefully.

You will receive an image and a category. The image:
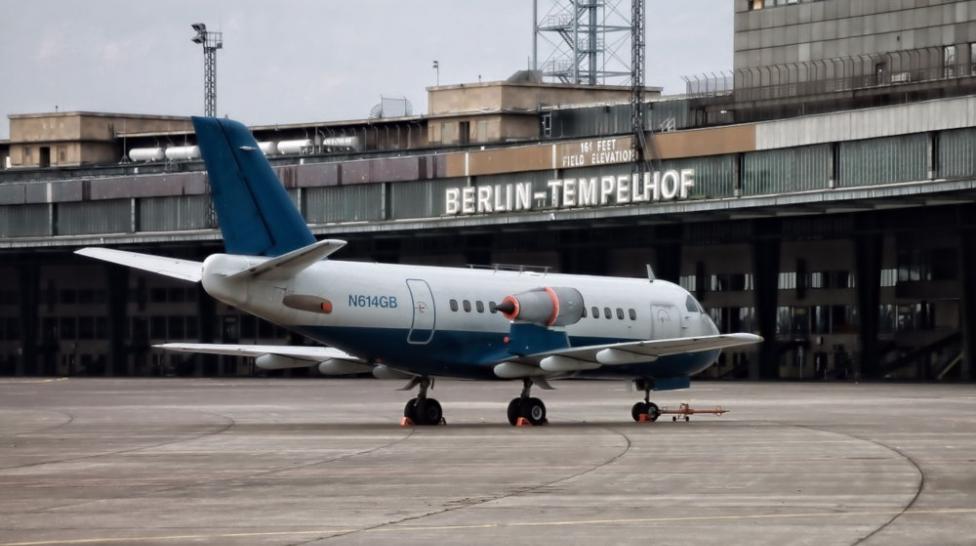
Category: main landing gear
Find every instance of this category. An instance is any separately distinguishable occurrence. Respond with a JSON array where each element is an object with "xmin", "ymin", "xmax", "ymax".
[
  {"xmin": 631, "ymin": 378, "xmax": 660, "ymax": 422},
  {"xmin": 402, "ymin": 376, "xmax": 444, "ymax": 426},
  {"xmin": 507, "ymin": 377, "xmax": 548, "ymax": 426}
]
